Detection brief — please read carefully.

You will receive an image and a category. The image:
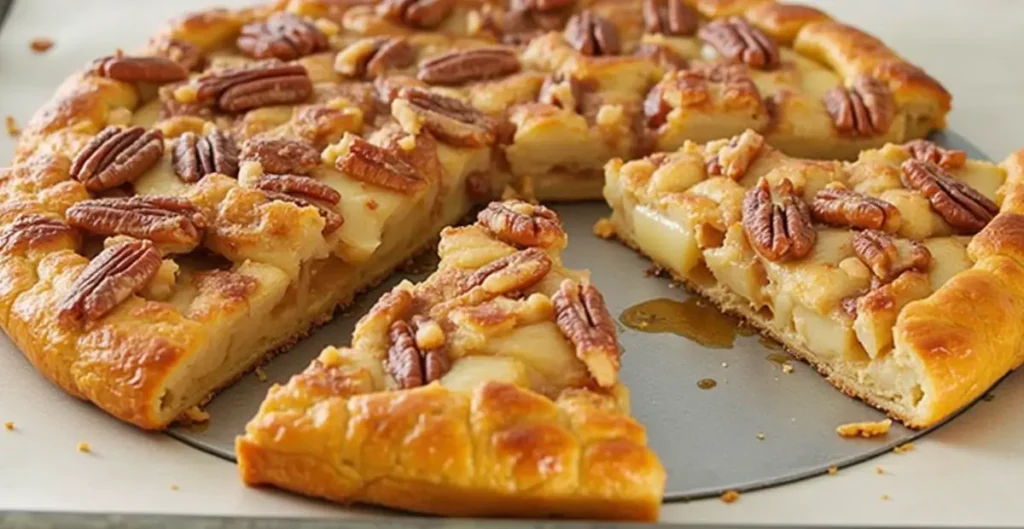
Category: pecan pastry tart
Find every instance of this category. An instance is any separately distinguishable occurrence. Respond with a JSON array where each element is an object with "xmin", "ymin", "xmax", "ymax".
[
  {"xmin": 237, "ymin": 201, "xmax": 665, "ymax": 519},
  {"xmin": 604, "ymin": 128, "xmax": 1024, "ymax": 428}
]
